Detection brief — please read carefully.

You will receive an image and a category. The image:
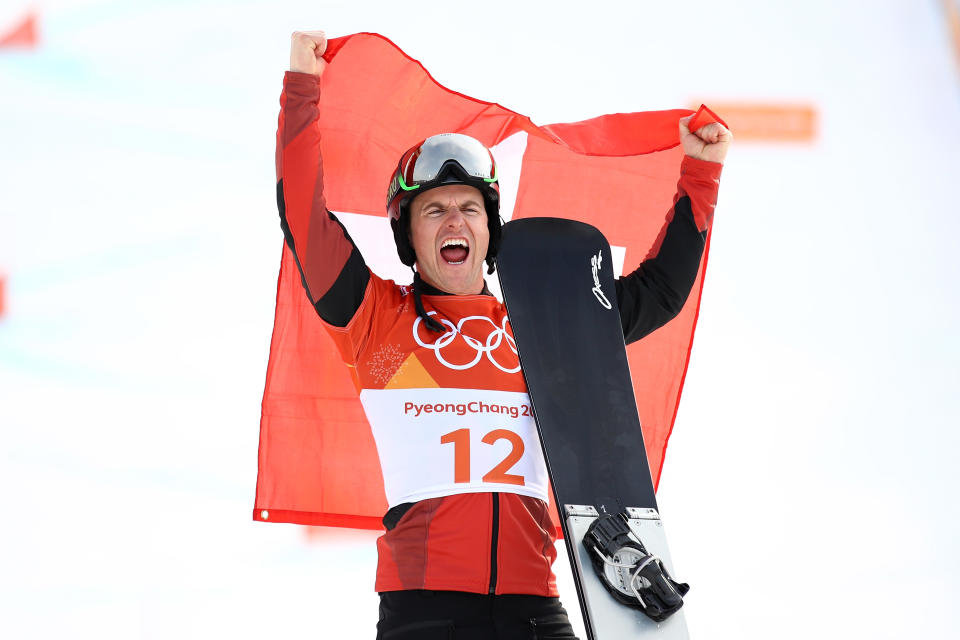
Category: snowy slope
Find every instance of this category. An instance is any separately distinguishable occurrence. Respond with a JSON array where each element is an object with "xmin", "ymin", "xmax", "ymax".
[{"xmin": 1, "ymin": 1, "xmax": 958, "ymax": 638}]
